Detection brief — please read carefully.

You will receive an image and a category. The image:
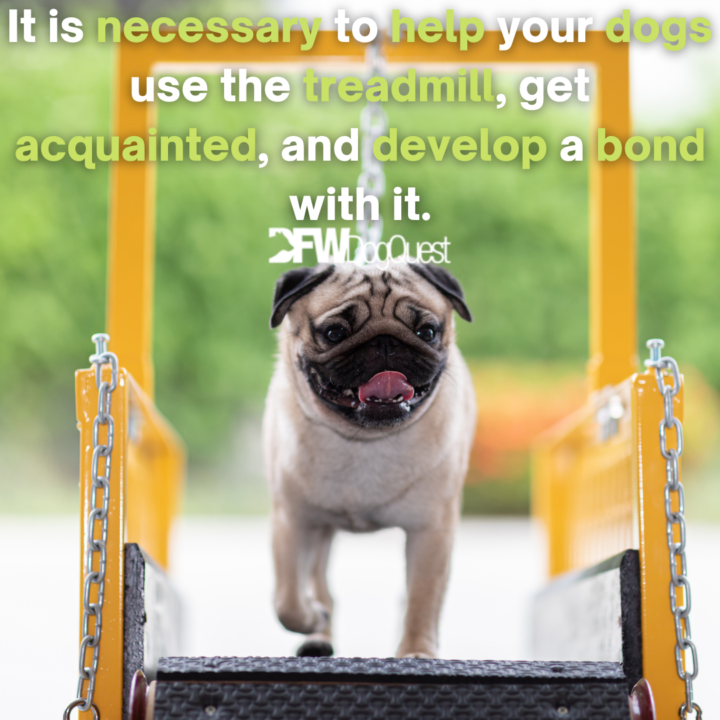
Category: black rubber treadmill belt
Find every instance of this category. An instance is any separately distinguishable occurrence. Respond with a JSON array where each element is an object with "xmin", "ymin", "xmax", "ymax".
[{"xmin": 153, "ymin": 657, "xmax": 631, "ymax": 719}]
